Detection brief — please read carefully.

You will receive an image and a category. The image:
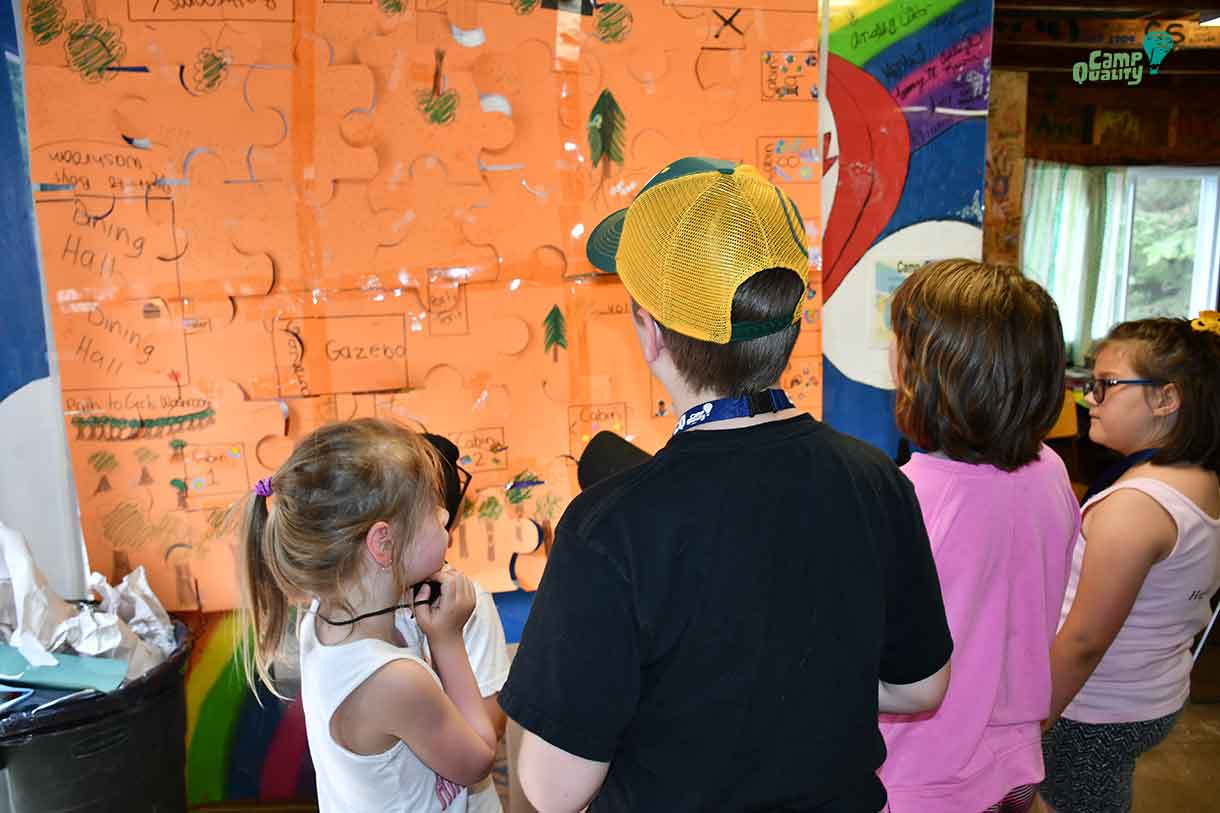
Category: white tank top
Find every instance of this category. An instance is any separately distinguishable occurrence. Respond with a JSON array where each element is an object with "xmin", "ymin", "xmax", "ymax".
[
  {"xmin": 299, "ymin": 602, "xmax": 471, "ymax": 813},
  {"xmin": 1061, "ymin": 478, "xmax": 1220, "ymax": 724}
]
